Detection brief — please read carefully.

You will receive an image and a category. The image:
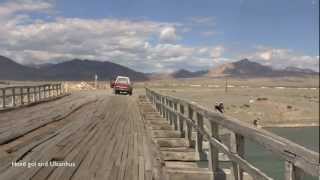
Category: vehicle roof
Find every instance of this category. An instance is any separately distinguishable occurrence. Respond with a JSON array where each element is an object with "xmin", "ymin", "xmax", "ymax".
[
  {"xmin": 115, "ymin": 76, "xmax": 131, "ymax": 83},
  {"xmin": 116, "ymin": 76, "xmax": 130, "ymax": 79}
]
